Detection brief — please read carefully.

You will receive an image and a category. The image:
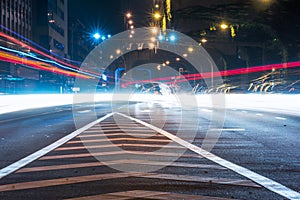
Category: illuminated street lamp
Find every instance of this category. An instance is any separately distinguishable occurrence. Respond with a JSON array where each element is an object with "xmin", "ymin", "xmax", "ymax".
[
  {"xmin": 116, "ymin": 49, "xmax": 121, "ymax": 55},
  {"xmin": 126, "ymin": 12, "xmax": 132, "ymax": 19},
  {"xmin": 92, "ymin": 32, "xmax": 111, "ymax": 44},
  {"xmin": 124, "ymin": 12, "xmax": 133, "ymax": 30},
  {"xmin": 158, "ymin": 34, "xmax": 164, "ymax": 41},
  {"xmin": 201, "ymin": 38, "xmax": 208, "ymax": 43},
  {"xmin": 93, "ymin": 33, "xmax": 101, "ymax": 40},
  {"xmin": 153, "ymin": 12, "xmax": 162, "ymax": 20},
  {"xmin": 169, "ymin": 34, "xmax": 176, "ymax": 42},
  {"xmin": 188, "ymin": 47, "xmax": 194, "ymax": 53},
  {"xmin": 220, "ymin": 23, "xmax": 229, "ymax": 30}
]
